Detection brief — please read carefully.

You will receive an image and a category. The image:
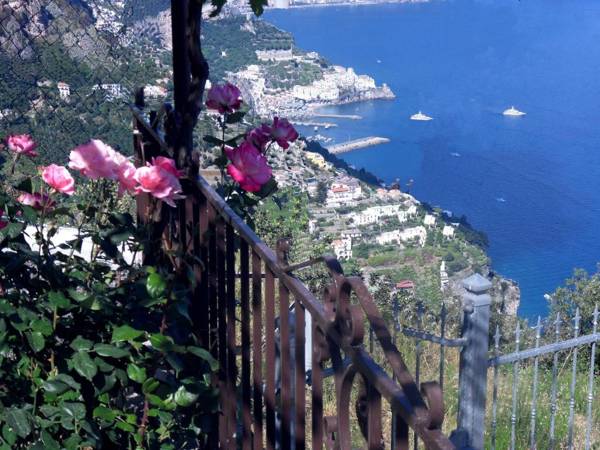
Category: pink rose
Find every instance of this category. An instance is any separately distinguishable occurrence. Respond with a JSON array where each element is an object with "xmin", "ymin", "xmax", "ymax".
[
  {"xmin": 112, "ymin": 152, "xmax": 137, "ymax": 195},
  {"xmin": 225, "ymin": 142, "xmax": 272, "ymax": 193},
  {"xmin": 42, "ymin": 164, "xmax": 75, "ymax": 196},
  {"xmin": 17, "ymin": 193, "xmax": 56, "ymax": 211},
  {"xmin": 266, "ymin": 117, "xmax": 298, "ymax": 150},
  {"xmin": 68, "ymin": 140, "xmax": 120, "ymax": 180},
  {"xmin": 152, "ymin": 156, "xmax": 184, "ymax": 178},
  {"xmin": 7, "ymin": 134, "xmax": 38, "ymax": 157},
  {"xmin": 246, "ymin": 125, "xmax": 271, "ymax": 151},
  {"xmin": 0, "ymin": 210, "xmax": 8, "ymax": 230},
  {"xmin": 134, "ymin": 158, "xmax": 184, "ymax": 207},
  {"xmin": 205, "ymin": 83, "xmax": 242, "ymax": 114}
]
